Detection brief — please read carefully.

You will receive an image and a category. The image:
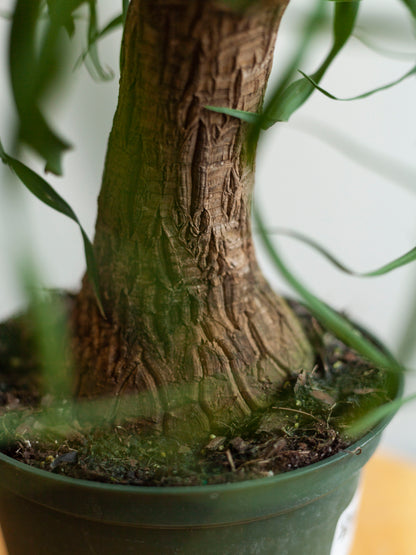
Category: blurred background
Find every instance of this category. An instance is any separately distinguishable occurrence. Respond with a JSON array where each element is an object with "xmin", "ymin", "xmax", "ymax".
[{"xmin": 0, "ymin": 0, "xmax": 415, "ymax": 459}]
